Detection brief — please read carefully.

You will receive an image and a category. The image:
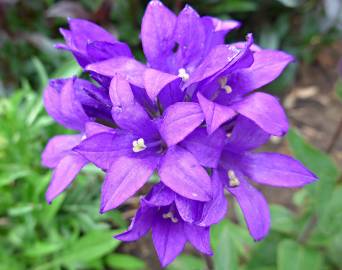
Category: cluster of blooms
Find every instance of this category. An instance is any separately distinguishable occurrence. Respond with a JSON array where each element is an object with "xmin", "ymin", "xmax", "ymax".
[{"xmin": 42, "ymin": 0, "xmax": 317, "ymax": 267}]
